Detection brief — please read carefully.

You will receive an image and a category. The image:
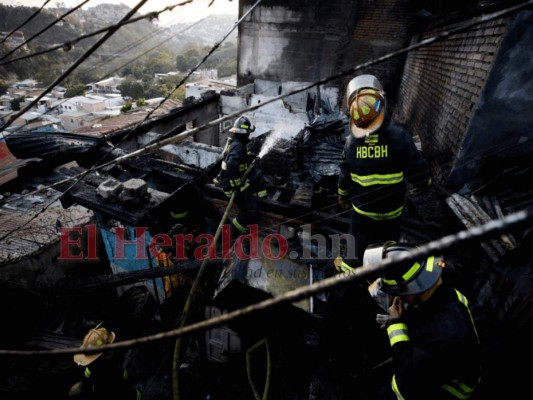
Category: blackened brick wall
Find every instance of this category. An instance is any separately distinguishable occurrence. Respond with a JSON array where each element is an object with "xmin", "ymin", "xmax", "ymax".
[{"xmin": 393, "ymin": 16, "xmax": 510, "ymax": 184}]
